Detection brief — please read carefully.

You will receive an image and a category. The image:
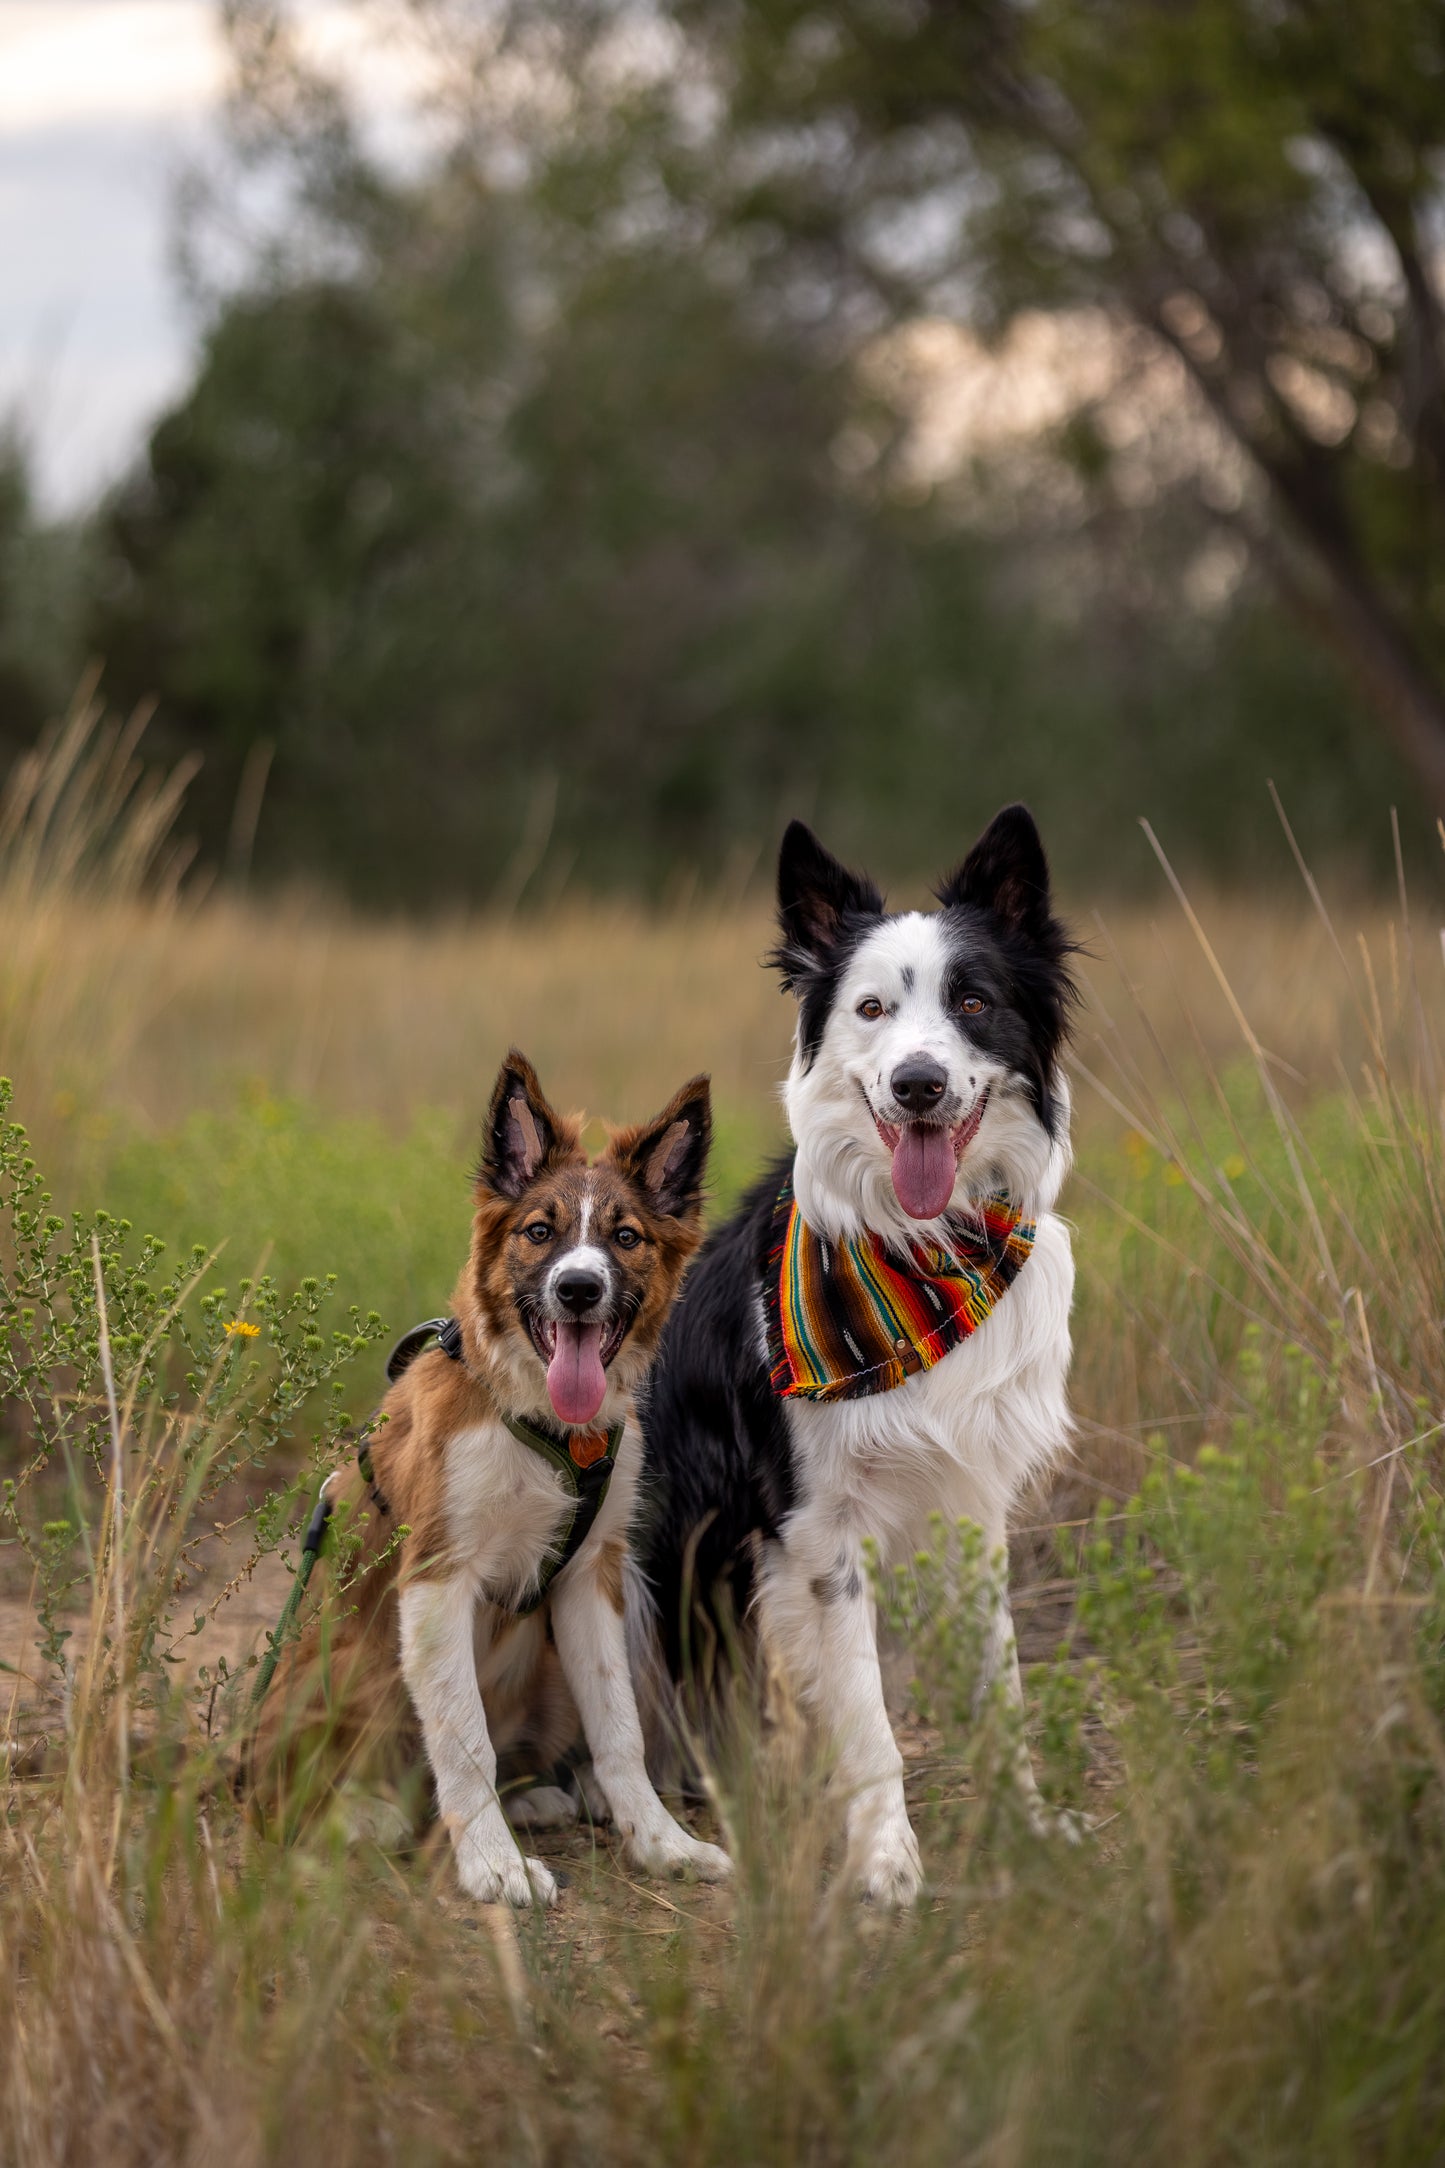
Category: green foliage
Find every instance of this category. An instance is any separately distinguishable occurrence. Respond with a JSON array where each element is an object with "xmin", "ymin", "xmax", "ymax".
[
  {"xmin": 1076, "ymin": 1334, "xmax": 1354, "ymax": 1786},
  {"xmin": 95, "ymin": 1092, "xmax": 471, "ymax": 1349},
  {"xmin": 0, "ymin": 1076, "xmax": 384, "ymax": 1705},
  {"xmin": 64, "ymin": 1088, "xmax": 770, "ymax": 1378},
  {"xmin": 0, "ymin": 431, "xmax": 90, "ymax": 767},
  {"xmin": 73, "ymin": 0, "xmax": 1420, "ymax": 906},
  {"xmin": 688, "ymin": 0, "xmax": 1445, "ymax": 805}
]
